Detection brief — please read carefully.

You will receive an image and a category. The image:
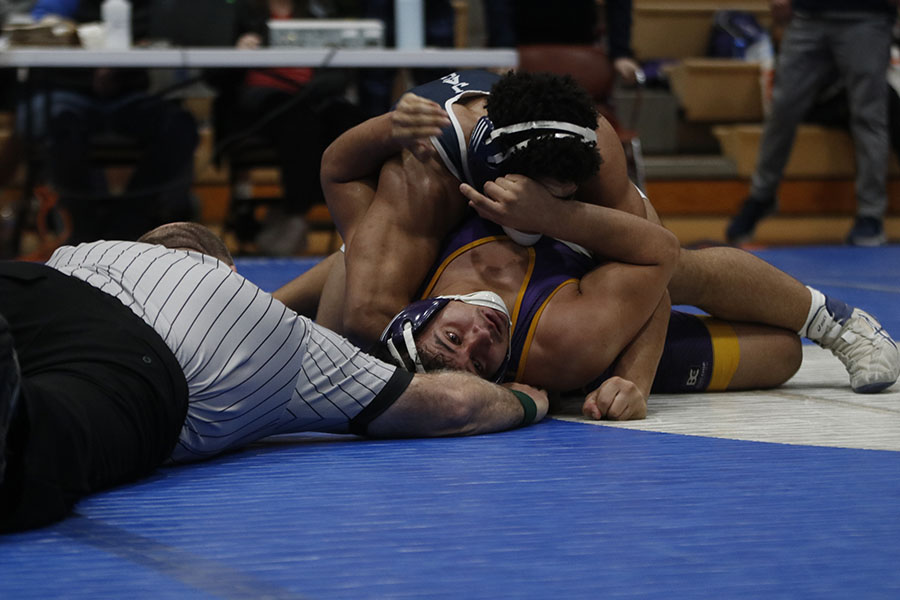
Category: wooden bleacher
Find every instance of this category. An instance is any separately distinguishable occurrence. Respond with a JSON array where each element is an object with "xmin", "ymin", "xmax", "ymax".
[{"xmin": 621, "ymin": 0, "xmax": 899, "ymax": 246}]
